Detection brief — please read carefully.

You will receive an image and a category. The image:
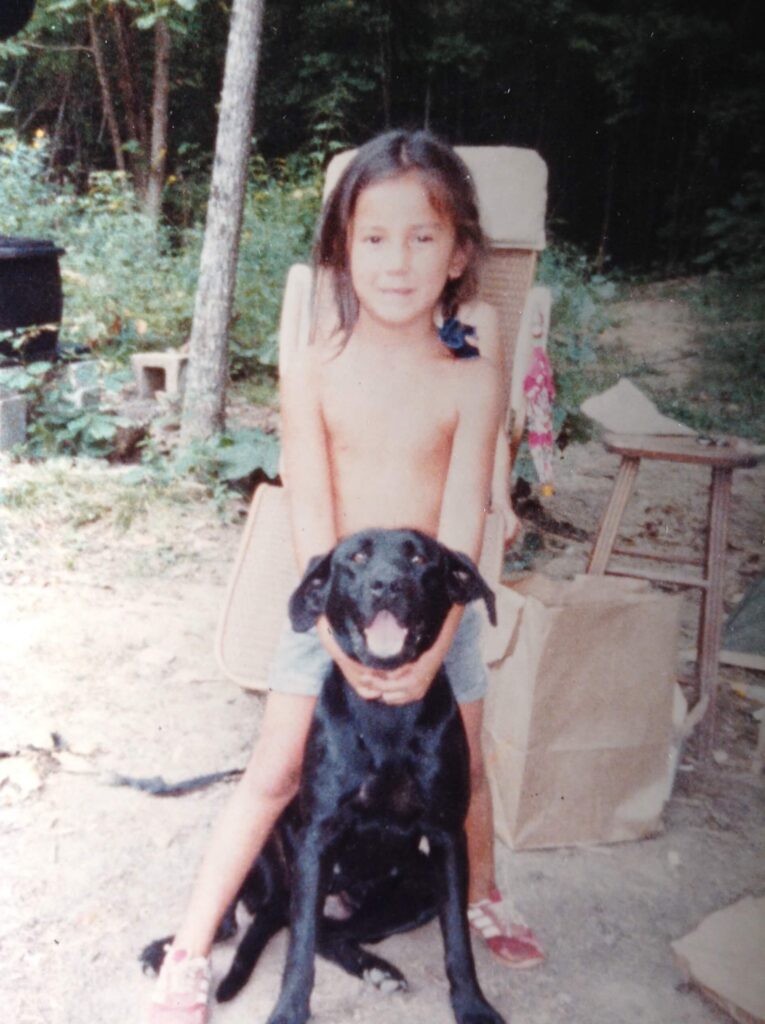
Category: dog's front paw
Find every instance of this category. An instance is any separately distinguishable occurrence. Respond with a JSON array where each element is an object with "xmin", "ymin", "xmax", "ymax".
[
  {"xmin": 266, "ymin": 998, "xmax": 311, "ymax": 1024},
  {"xmin": 453, "ymin": 994, "xmax": 506, "ymax": 1024},
  {"xmin": 363, "ymin": 964, "xmax": 408, "ymax": 994},
  {"xmin": 139, "ymin": 935, "xmax": 173, "ymax": 975},
  {"xmin": 460, "ymin": 1011, "xmax": 506, "ymax": 1024}
]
